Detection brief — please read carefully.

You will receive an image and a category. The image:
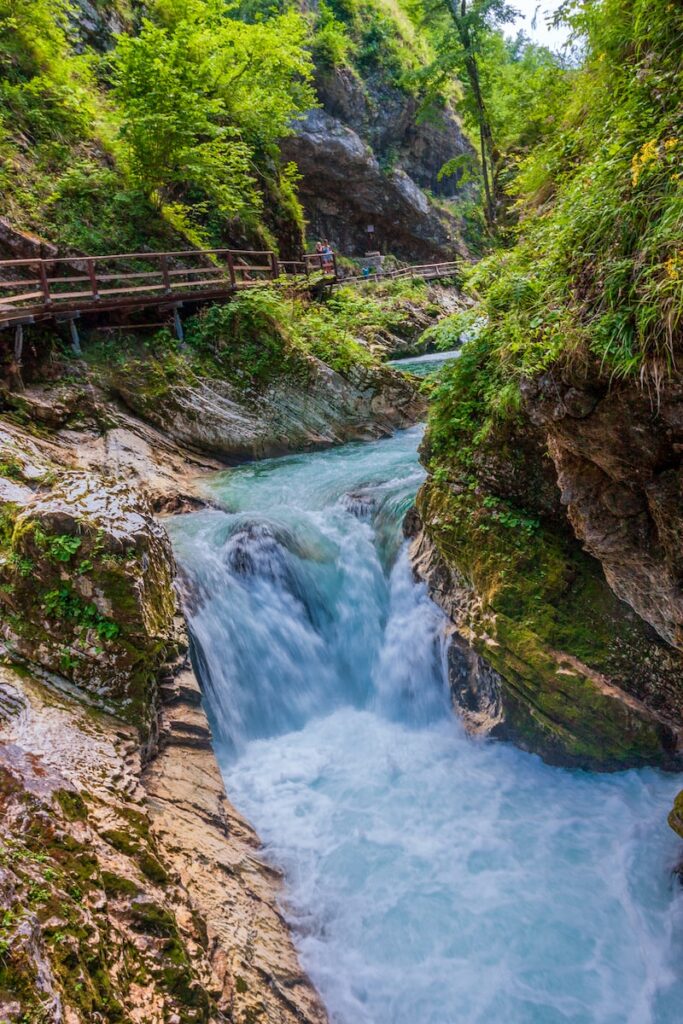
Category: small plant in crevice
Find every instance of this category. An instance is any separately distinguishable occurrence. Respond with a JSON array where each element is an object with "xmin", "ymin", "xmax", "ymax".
[{"xmin": 43, "ymin": 584, "xmax": 121, "ymax": 643}]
